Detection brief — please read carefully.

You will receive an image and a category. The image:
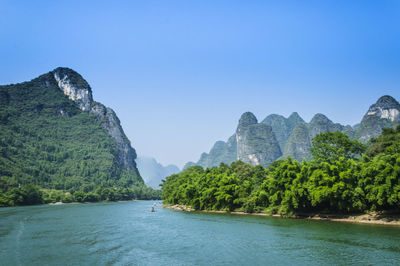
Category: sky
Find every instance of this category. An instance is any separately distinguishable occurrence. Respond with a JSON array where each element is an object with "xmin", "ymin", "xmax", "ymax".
[{"xmin": 1, "ymin": 0, "xmax": 400, "ymax": 168}]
